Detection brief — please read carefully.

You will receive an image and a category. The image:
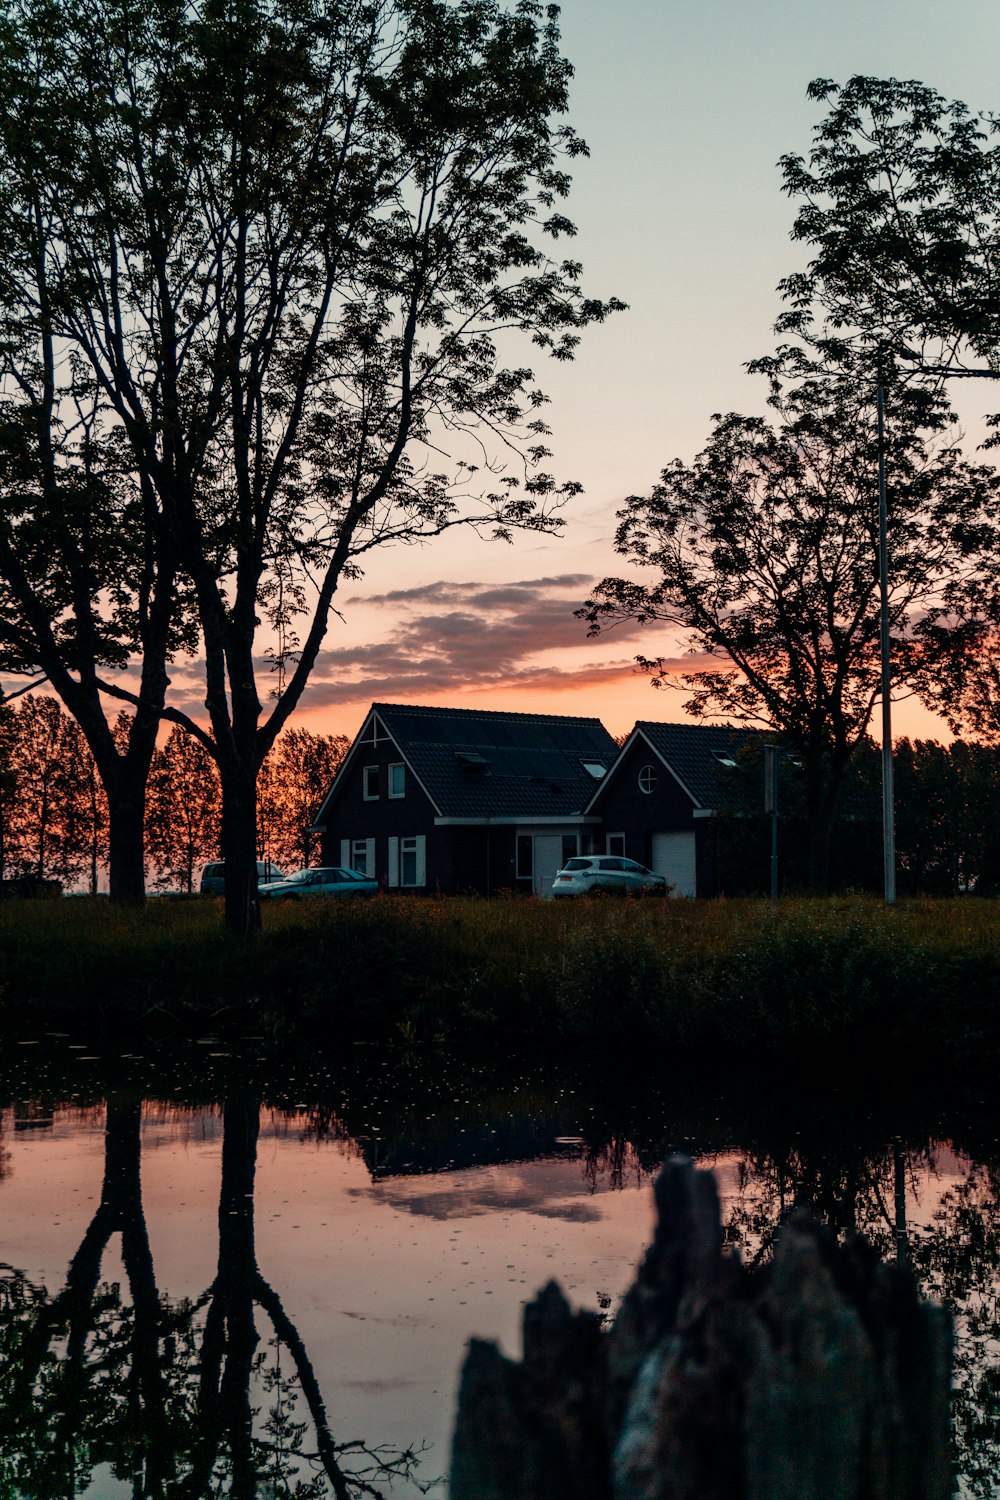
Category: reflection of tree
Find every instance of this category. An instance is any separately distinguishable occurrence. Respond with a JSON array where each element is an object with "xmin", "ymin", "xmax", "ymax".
[
  {"xmin": 722, "ymin": 1139, "xmax": 1000, "ymax": 1498},
  {"xmin": 192, "ymin": 1090, "xmax": 435, "ymax": 1499},
  {"xmin": 0, "ymin": 1091, "xmax": 435, "ymax": 1498},
  {"xmin": 911, "ymin": 1164, "xmax": 1000, "ymax": 1498}
]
